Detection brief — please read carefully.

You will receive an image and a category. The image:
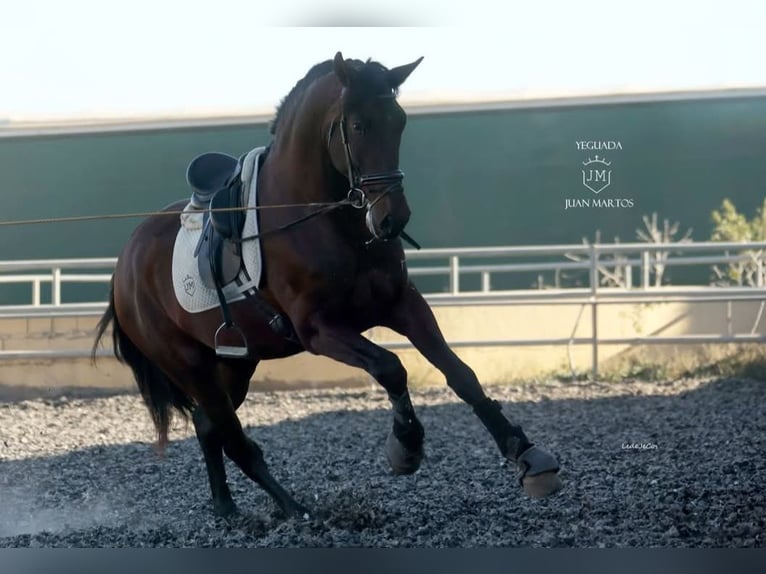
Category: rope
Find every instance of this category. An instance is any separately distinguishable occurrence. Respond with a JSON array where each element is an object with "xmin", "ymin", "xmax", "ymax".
[
  {"xmin": 0, "ymin": 194, "xmax": 423, "ymax": 248},
  {"xmin": 0, "ymin": 201, "xmax": 349, "ymax": 228}
]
